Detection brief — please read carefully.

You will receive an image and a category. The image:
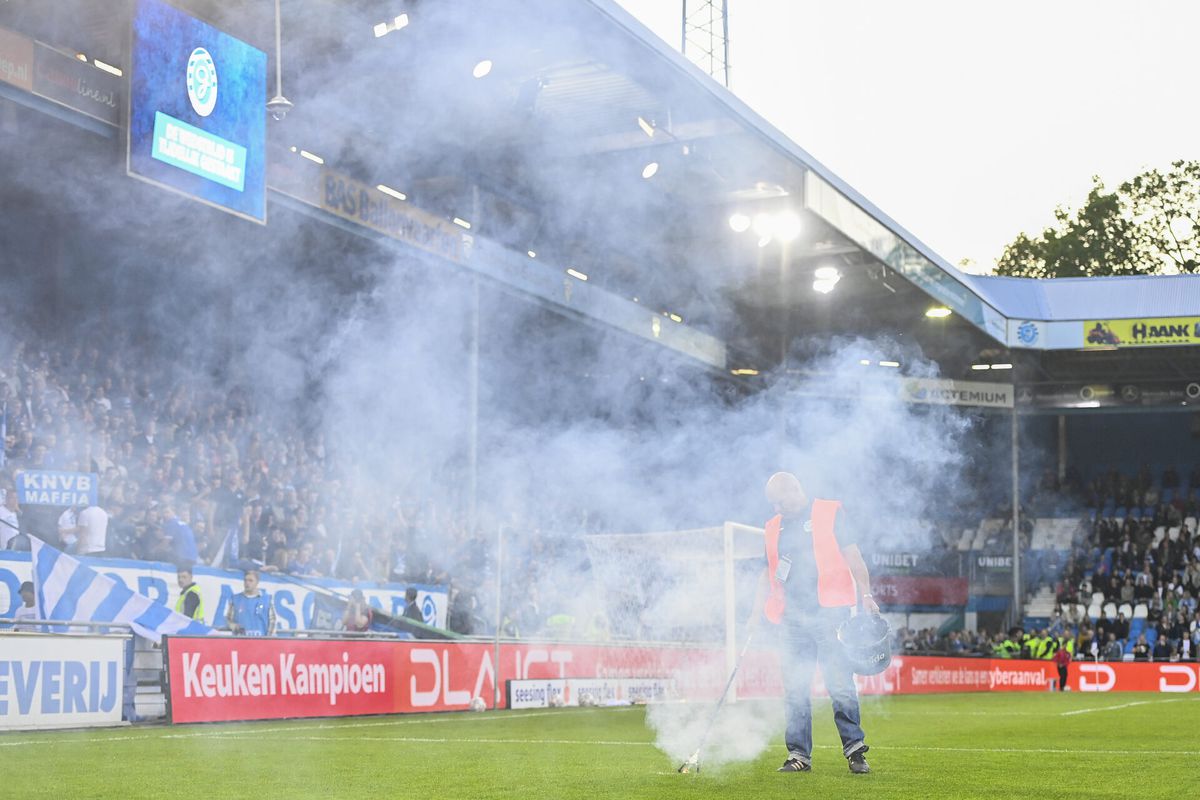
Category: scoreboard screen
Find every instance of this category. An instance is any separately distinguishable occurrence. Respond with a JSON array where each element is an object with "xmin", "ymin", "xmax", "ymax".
[{"xmin": 127, "ymin": 0, "xmax": 267, "ymax": 223}]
